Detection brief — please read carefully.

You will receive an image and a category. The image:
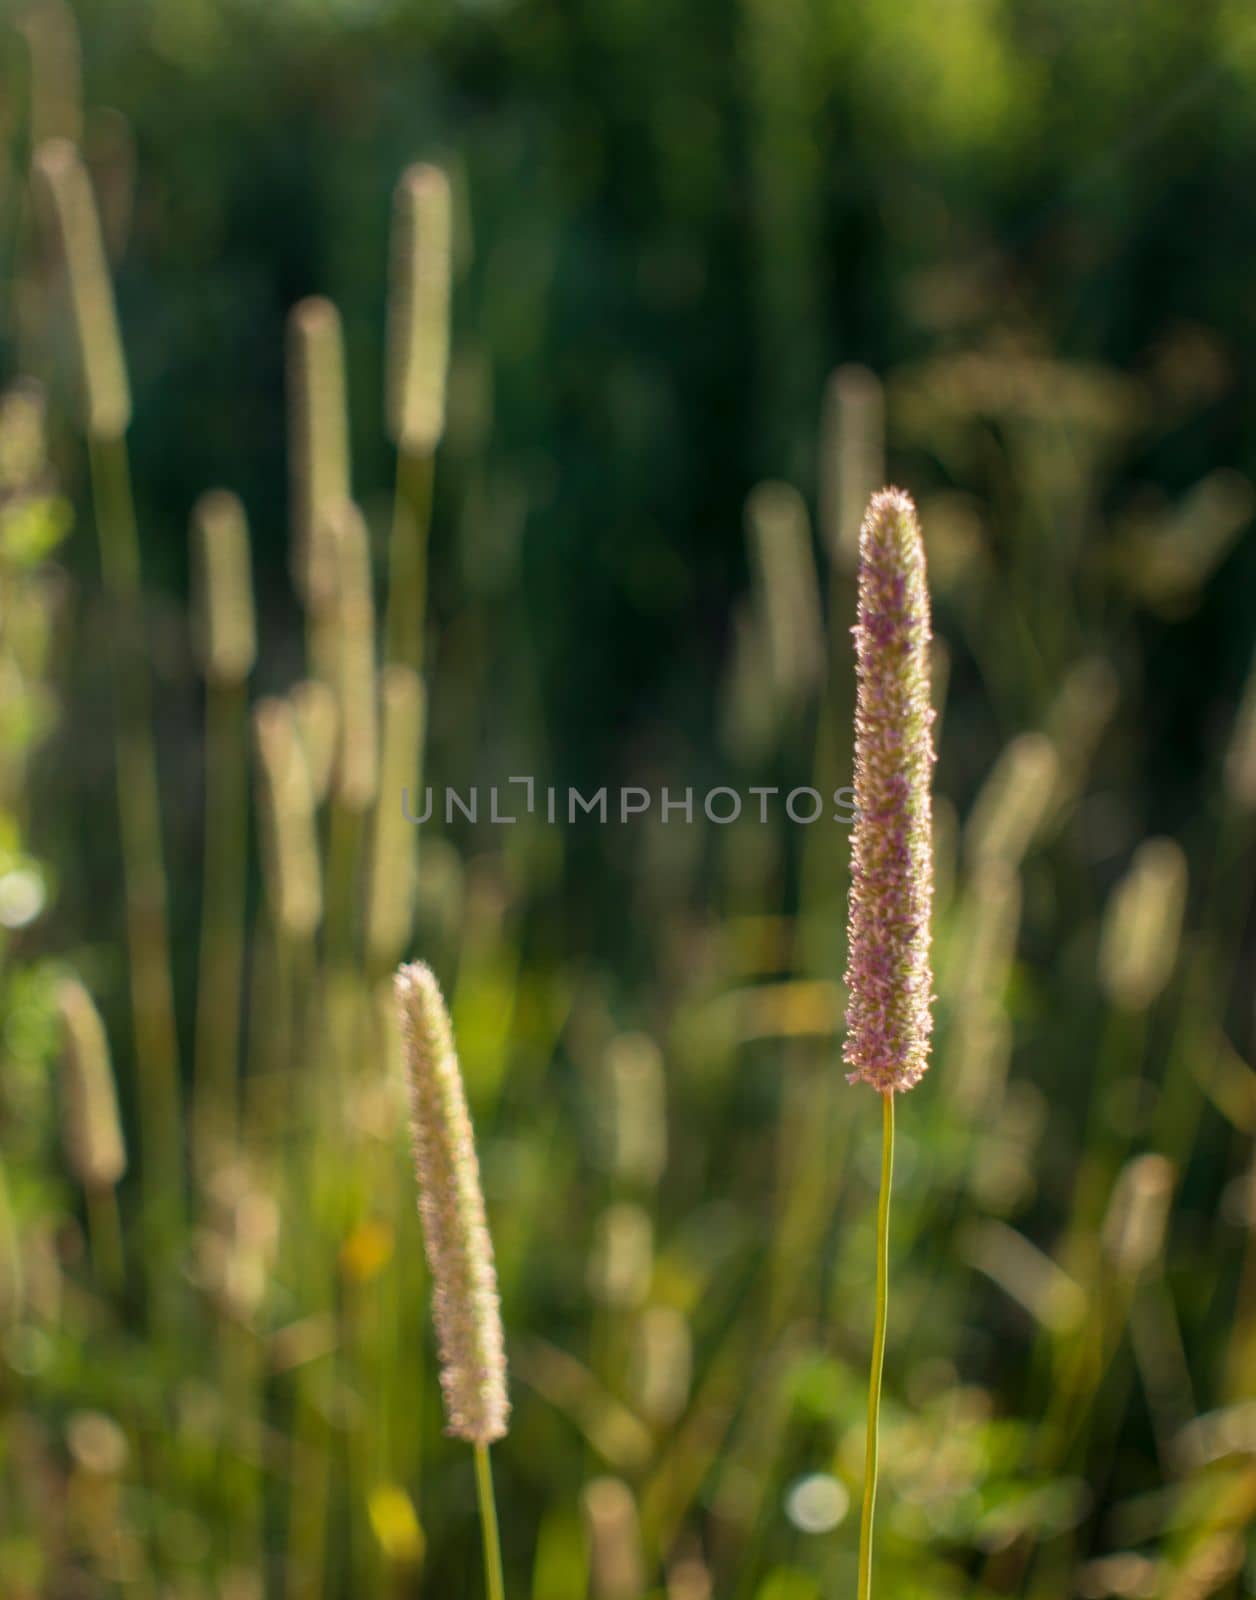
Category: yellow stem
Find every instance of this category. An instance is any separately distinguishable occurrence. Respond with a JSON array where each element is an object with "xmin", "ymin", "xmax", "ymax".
[{"xmin": 856, "ymin": 1090, "xmax": 894, "ymax": 1600}]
